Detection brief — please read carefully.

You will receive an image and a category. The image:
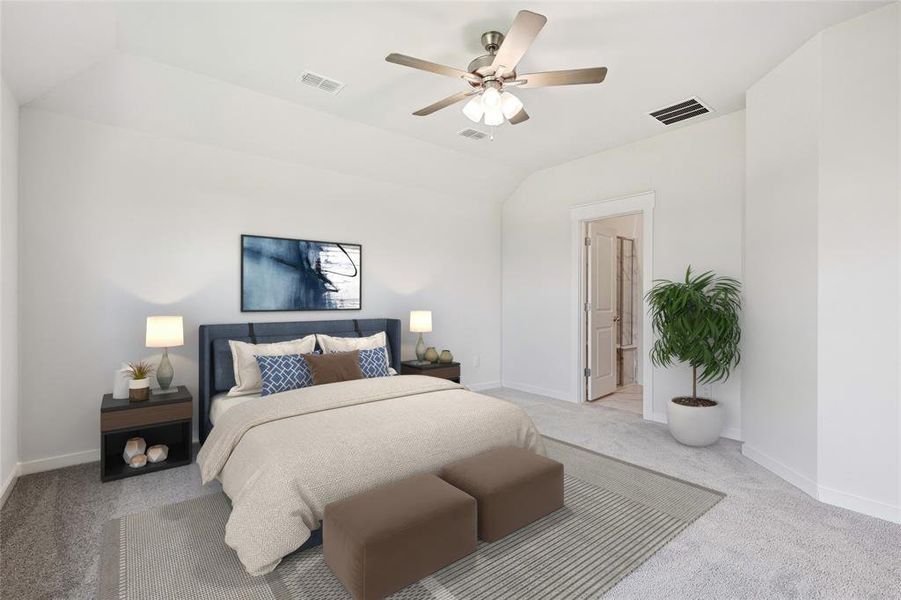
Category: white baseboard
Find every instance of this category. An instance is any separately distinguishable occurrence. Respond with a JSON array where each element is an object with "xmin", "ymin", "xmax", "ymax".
[
  {"xmin": 0, "ymin": 464, "xmax": 20, "ymax": 509},
  {"xmin": 741, "ymin": 443, "xmax": 819, "ymax": 498},
  {"xmin": 742, "ymin": 444, "xmax": 900, "ymax": 524},
  {"xmin": 18, "ymin": 448, "xmax": 100, "ymax": 476},
  {"xmin": 817, "ymin": 483, "xmax": 901, "ymax": 524},
  {"xmin": 501, "ymin": 380, "xmax": 575, "ymax": 403},
  {"xmin": 650, "ymin": 411, "xmax": 743, "ymax": 442},
  {"xmin": 467, "ymin": 381, "xmax": 501, "ymax": 392}
]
